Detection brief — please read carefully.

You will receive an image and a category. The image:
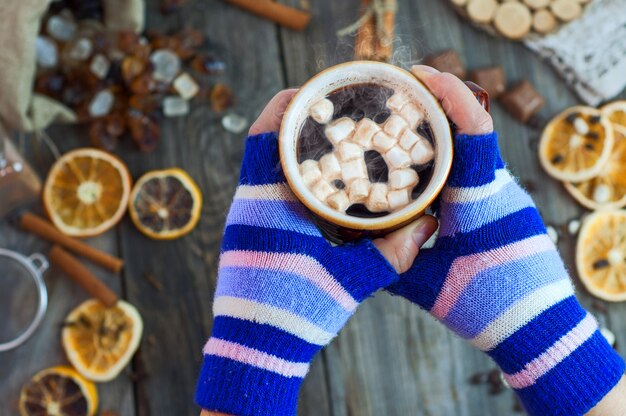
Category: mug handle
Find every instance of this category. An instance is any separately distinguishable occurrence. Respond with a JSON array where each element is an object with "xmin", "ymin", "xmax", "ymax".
[{"xmin": 464, "ymin": 81, "xmax": 490, "ymax": 113}]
